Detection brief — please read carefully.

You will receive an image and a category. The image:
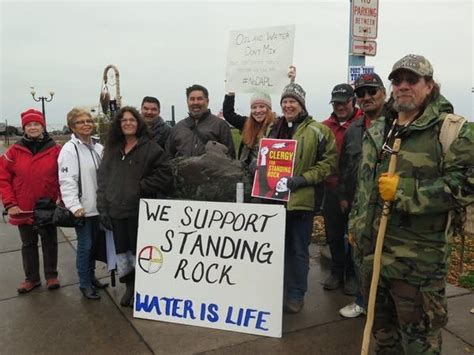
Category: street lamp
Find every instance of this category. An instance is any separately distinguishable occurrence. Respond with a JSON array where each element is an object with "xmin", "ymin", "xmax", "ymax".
[{"xmin": 31, "ymin": 89, "xmax": 54, "ymax": 122}]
